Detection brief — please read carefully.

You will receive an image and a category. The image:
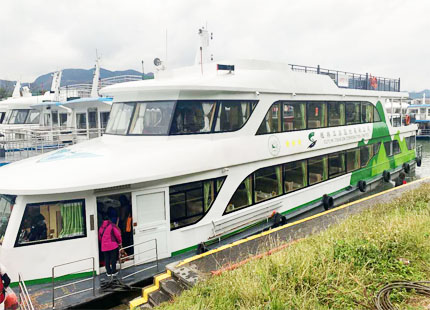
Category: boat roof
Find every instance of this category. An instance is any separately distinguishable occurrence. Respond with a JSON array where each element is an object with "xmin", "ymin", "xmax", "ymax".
[{"xmin": 101, "ymin": 59, "xmax": 409, "ymax": 101}]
